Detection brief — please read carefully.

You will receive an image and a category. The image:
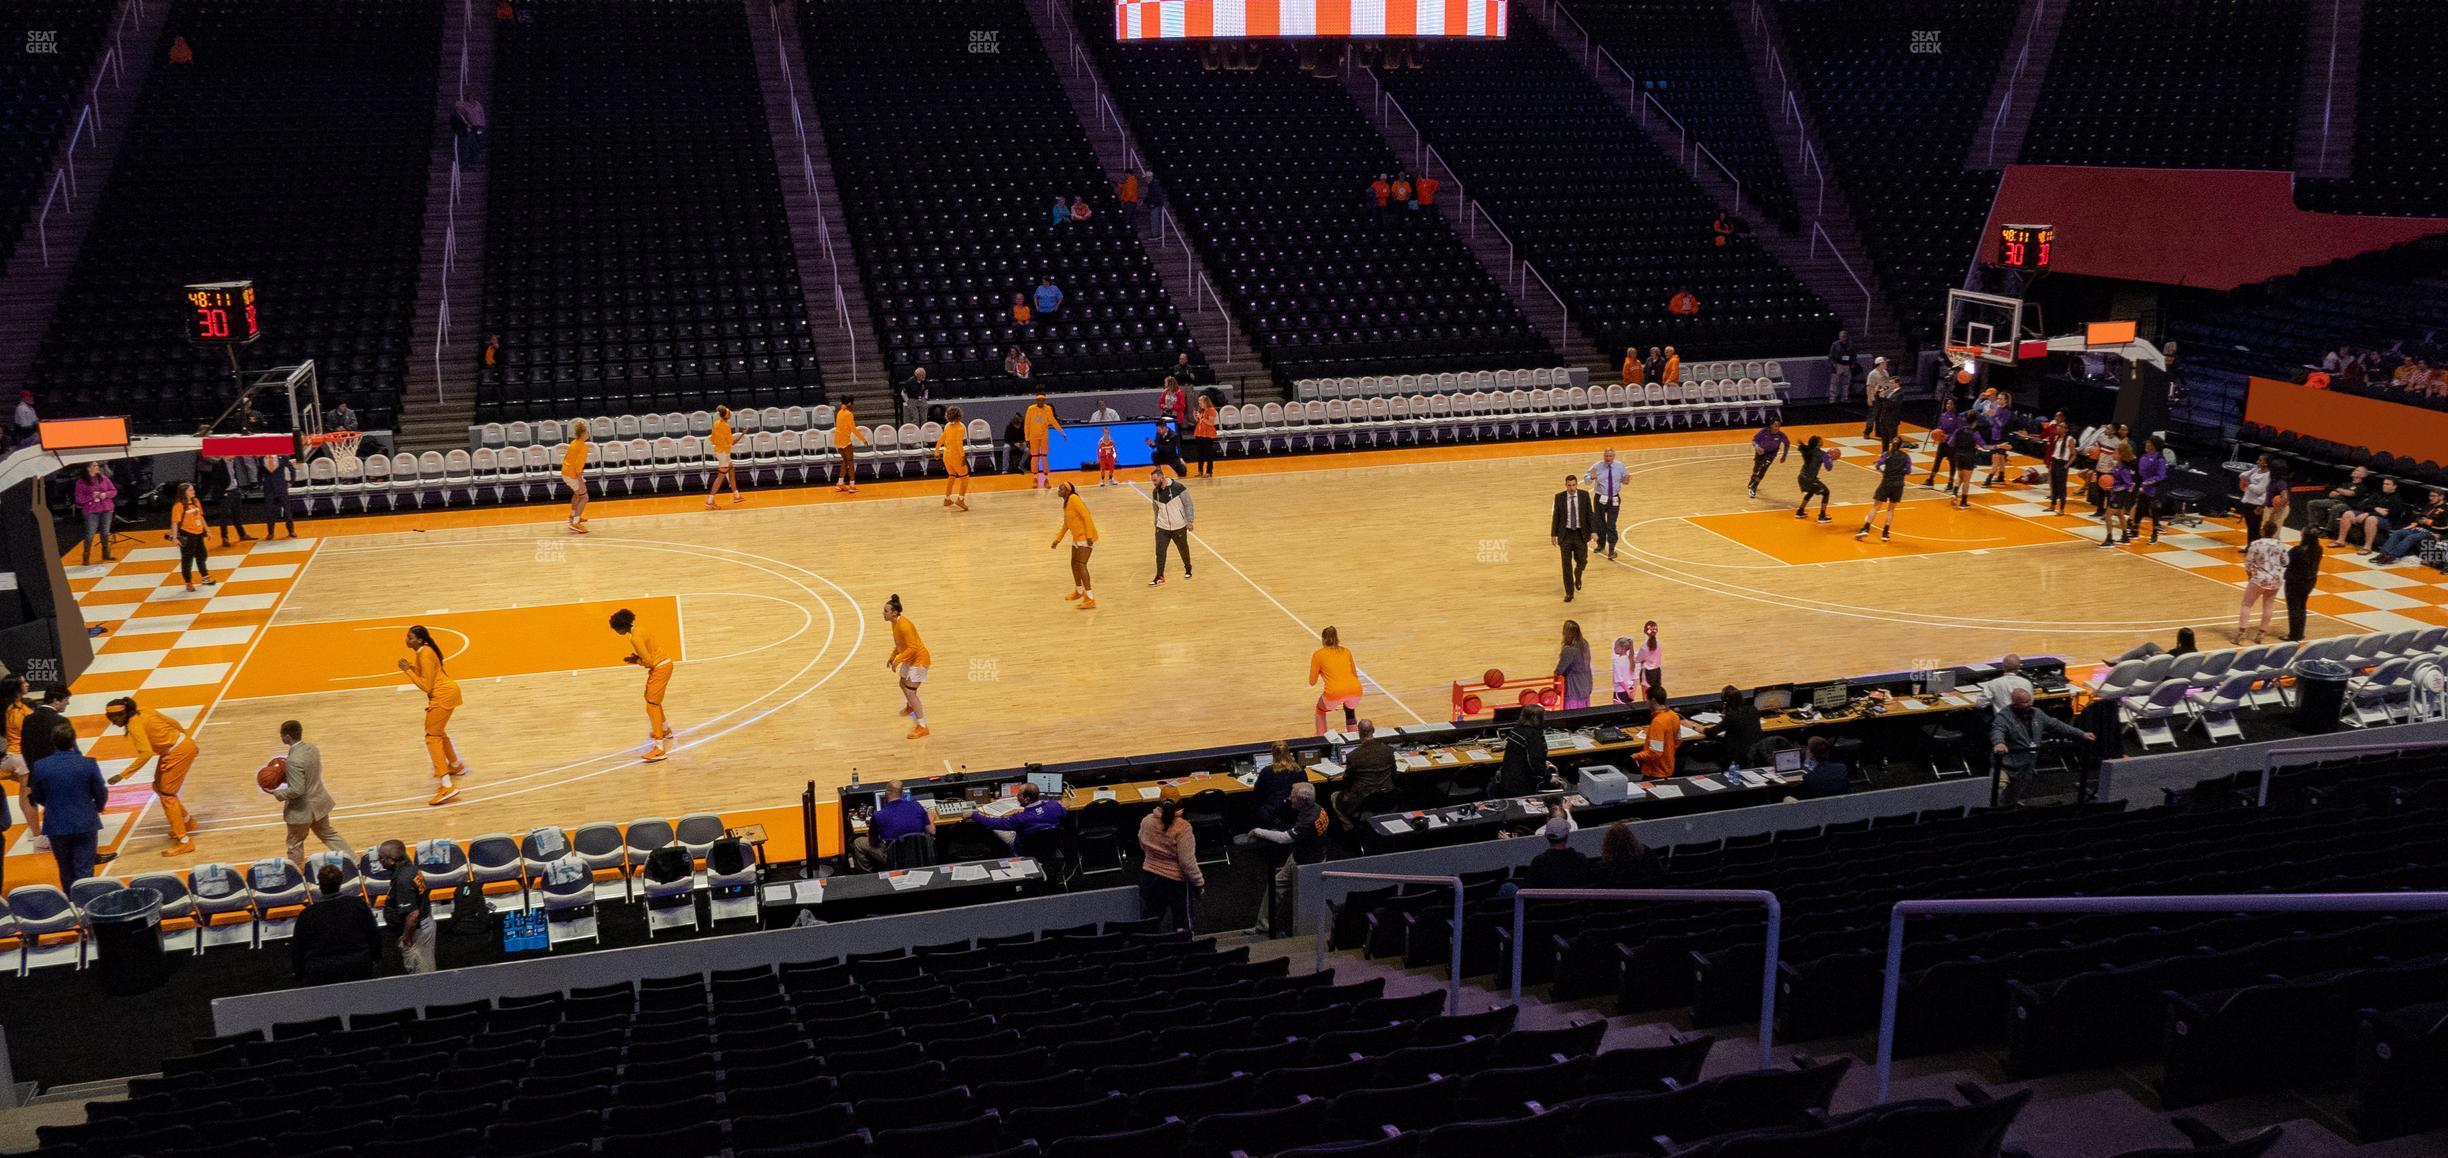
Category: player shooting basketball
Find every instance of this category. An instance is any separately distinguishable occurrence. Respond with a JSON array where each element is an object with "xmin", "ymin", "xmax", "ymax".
[
  {"xmin": 399, "ymin": 625, "xmax": 469, "ymax": 804},
  {"xmin": 610, "ymin": 608, "xmax": 675, "ymax": 762}
]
